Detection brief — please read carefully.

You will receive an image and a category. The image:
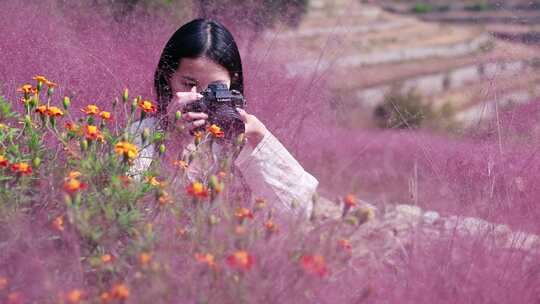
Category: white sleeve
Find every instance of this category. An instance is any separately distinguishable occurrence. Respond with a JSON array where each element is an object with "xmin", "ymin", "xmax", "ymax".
[{"xmin": 234, "ymin": 129, "xmax": 319, "ymax": 218}]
